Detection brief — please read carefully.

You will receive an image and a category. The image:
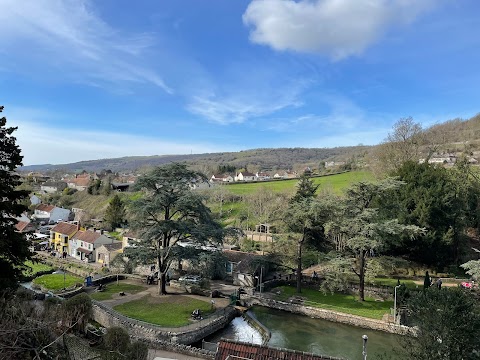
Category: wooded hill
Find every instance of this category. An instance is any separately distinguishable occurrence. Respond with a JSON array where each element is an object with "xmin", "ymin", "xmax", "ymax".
[
  {"xmin": 20, "ymin": 112, "xmax": 480, "ymax": 174},
  {"xmin": 20, "ymin": 146, "xmax": 370, "ymax": 174}
]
